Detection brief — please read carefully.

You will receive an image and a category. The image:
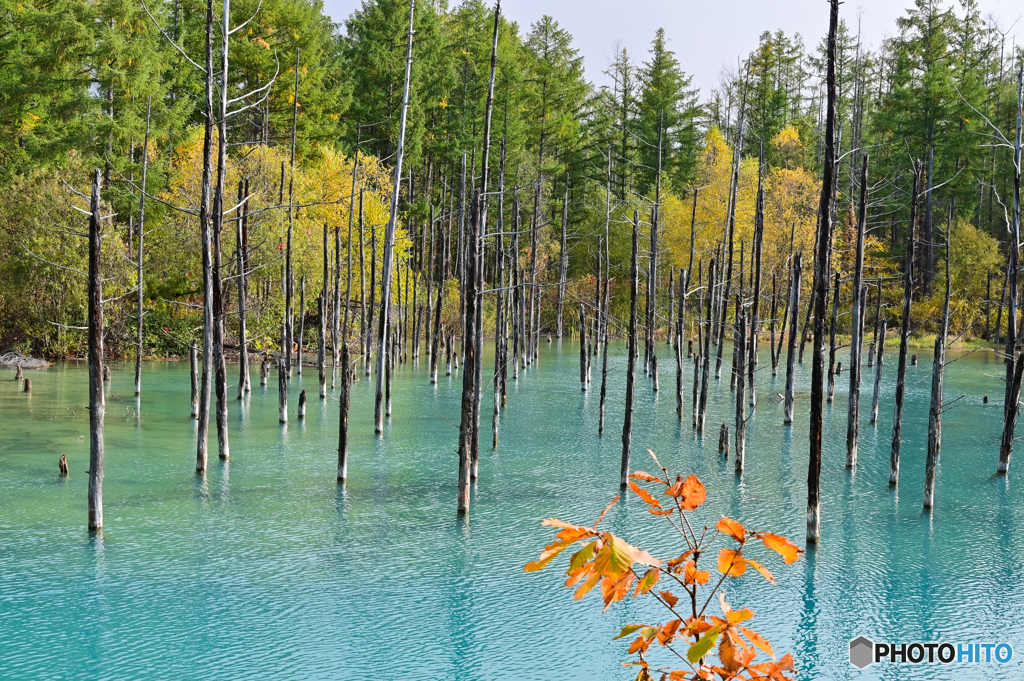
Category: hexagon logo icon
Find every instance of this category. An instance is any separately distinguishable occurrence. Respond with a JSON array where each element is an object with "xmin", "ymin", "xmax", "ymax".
[{"xmin": 850, "ymin": 636, "xmax": 874, "ymax": 669}]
